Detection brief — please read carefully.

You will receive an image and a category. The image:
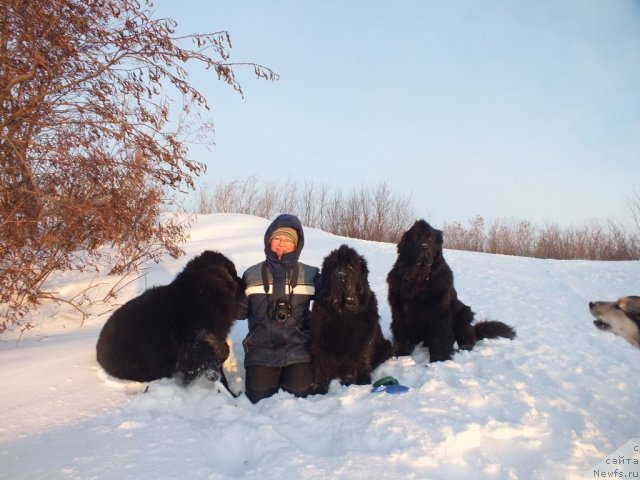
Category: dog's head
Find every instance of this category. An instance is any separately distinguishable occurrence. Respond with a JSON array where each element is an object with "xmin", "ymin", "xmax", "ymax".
[
  {"xmin": 320, "ymin": 244, "xmax": 372, "ymax": 313},
  {"xmin": 177, "ymin": 250, "xmax": 243, "ymax": 299},
  {"xmin": 589, "ymin": 296, "xmax": 640, "ymax": 347},
  {"xmin": 396, "ymin": 219, "xmax": 443, "ymax": 273}
]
